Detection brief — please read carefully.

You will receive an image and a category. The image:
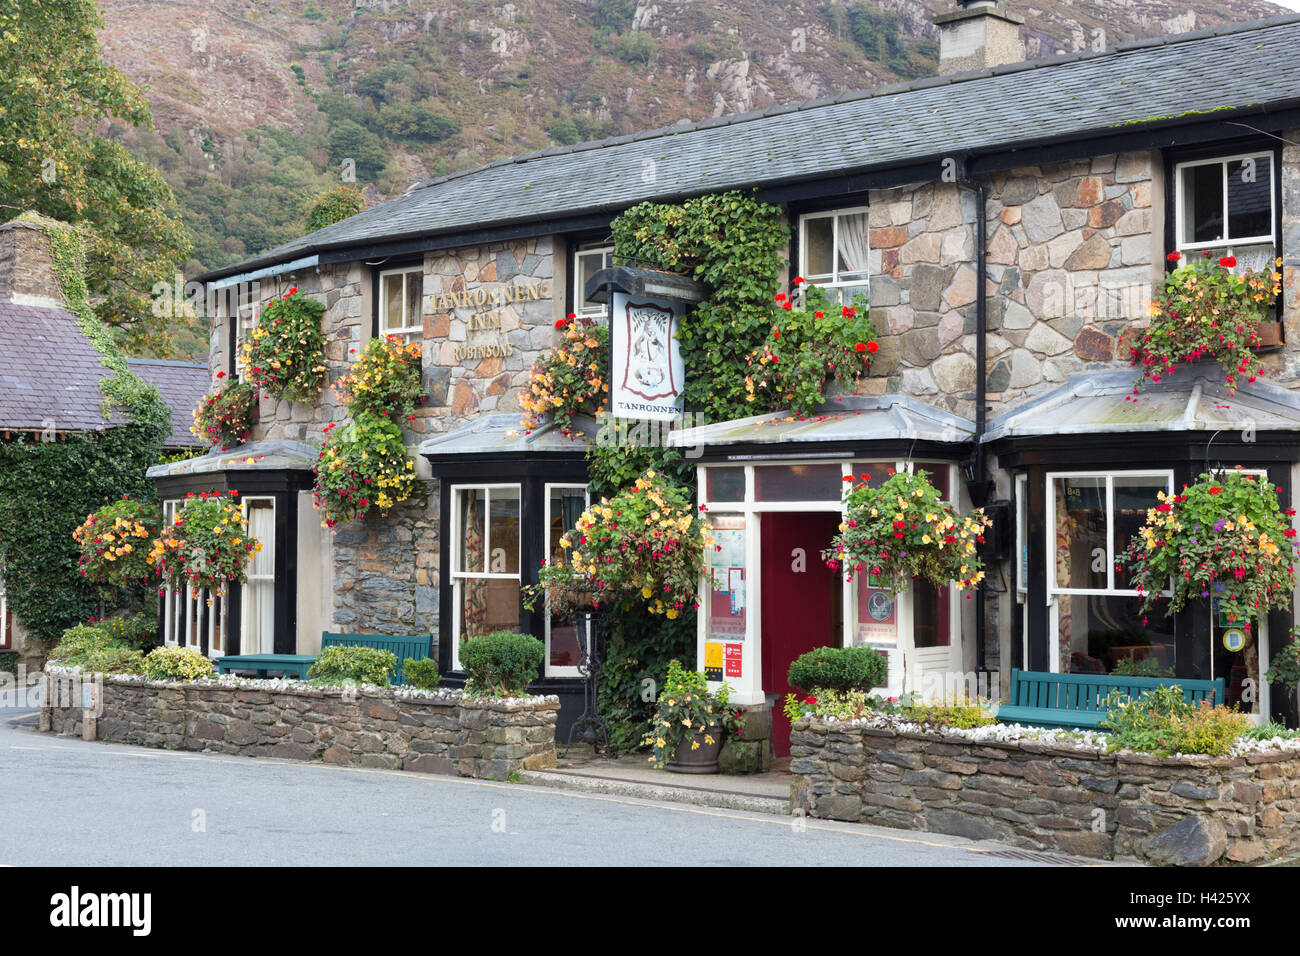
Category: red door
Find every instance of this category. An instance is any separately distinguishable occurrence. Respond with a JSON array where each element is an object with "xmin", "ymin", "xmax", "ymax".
[{"xmin": 761, "ymin": 512, "xmax": 842, "ymax": 758}]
